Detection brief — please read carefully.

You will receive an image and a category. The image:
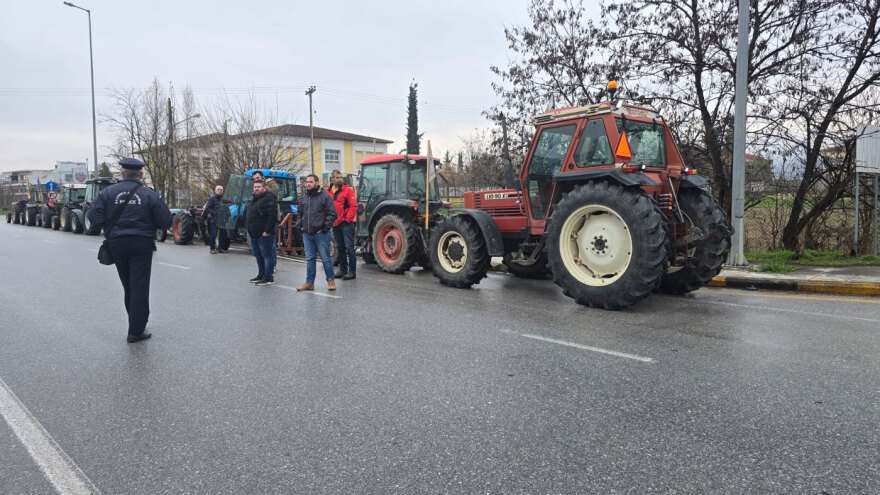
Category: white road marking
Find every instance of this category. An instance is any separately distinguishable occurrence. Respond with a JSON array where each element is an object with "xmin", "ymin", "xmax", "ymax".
[
  {"xmin": 277, "ymin": 285, "xmax": 342, "ymax": 298},
  {"xmin": 86, "ymin": 248, "xmax": 99, "ymax": 253},
  {"xmin": 156, "ymin": 261, "xmax": 191, "ymax": 270},
  {"xmin": 699, "ymin": 298, "xmax": 880, "ymax": 324},
  {"xmin": 42, "ymin": 240, "xmax": 59, "ymax": 244},
  {"xmin": 0, "ymin": 377, "xmax": 100, "ymax": 495},
  {"xmin": 501, "ymin": 329, "xmax": 656, "ymax": 363}
]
